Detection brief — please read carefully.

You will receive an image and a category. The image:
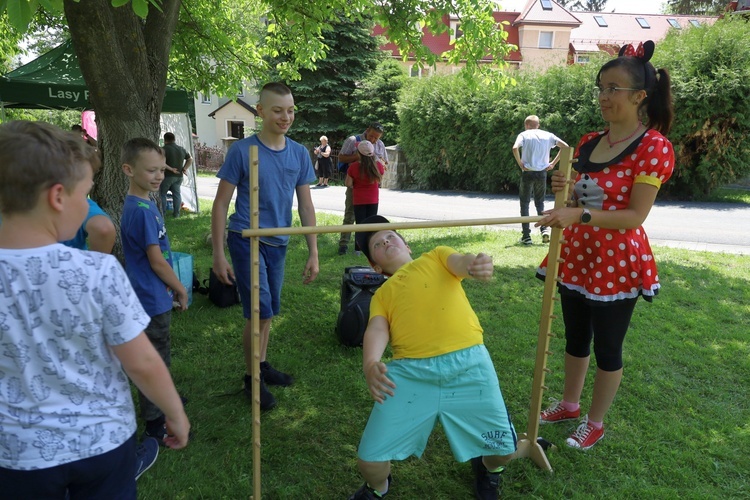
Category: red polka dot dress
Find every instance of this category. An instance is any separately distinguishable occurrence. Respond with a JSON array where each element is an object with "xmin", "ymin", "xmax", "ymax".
[{"xmin": 538, "ymin": 128, "xmax": 675, "ymax": 303}]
